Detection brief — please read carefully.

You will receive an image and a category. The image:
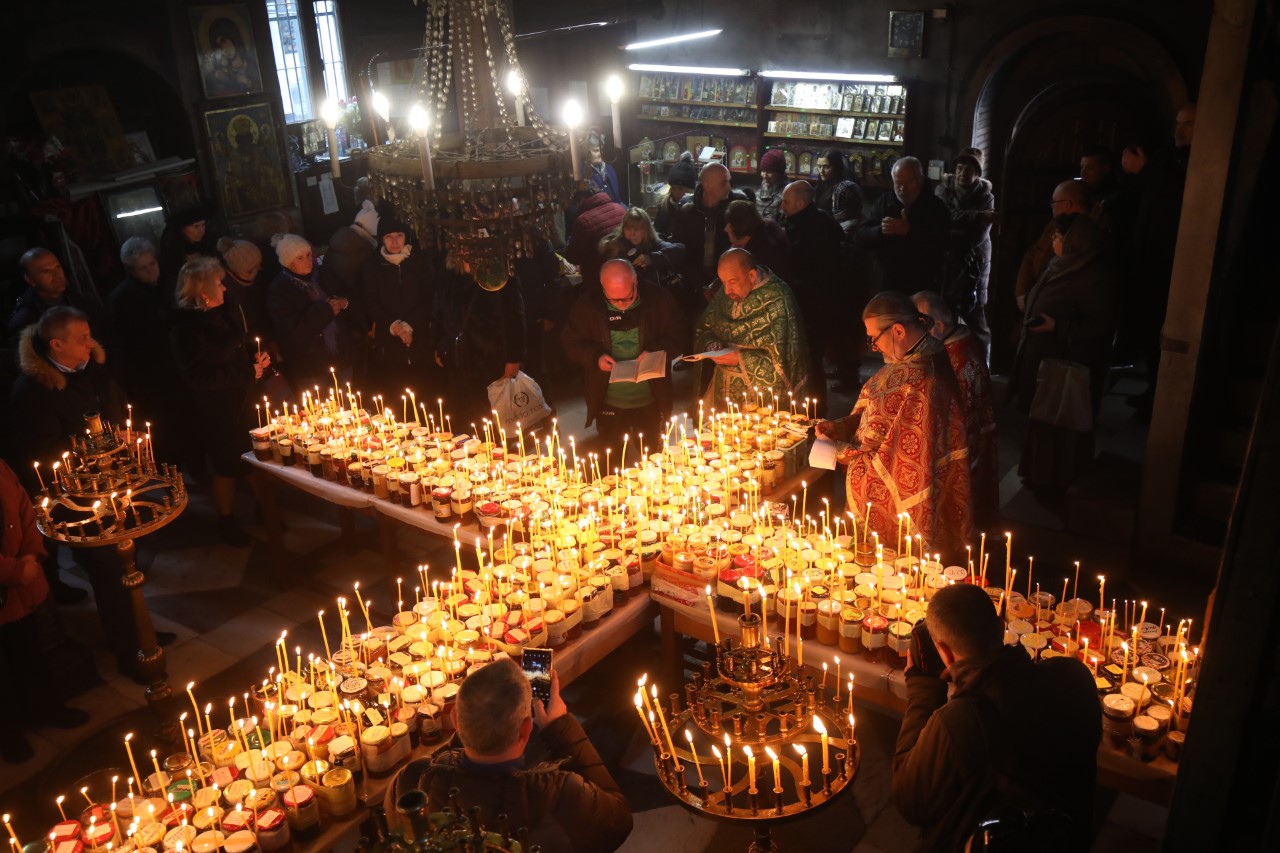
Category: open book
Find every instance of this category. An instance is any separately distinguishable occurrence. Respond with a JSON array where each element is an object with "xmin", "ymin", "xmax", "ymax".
[
  {"xmin": 609, "ymin": 350, "xmax": 668, "ymax": 384},
  {"xmin": 679, "ymin": 345, "xmax": 738, "ymax": 362}
]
